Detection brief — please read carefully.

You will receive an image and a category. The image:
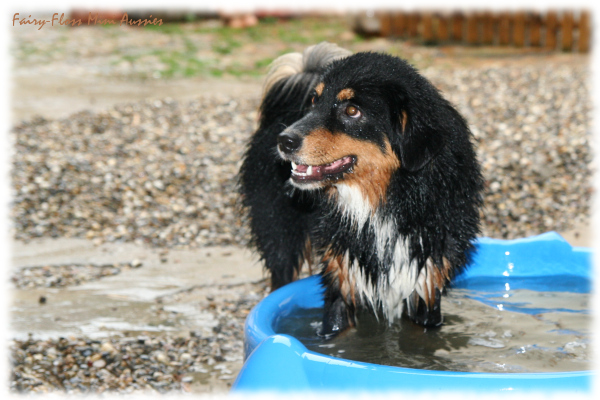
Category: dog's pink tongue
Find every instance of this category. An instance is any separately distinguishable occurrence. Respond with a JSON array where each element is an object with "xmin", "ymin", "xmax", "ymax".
[
  {"xmin": 326, "ymin": 158, "xmax": 345, "ymax": 171},
  {"xmin": 296, "ymin": 164, "xmax": 308, "ymax": 173},
  {"xmin": 323, "ymin": 156, "xmax": 353, "ymax": 173}
]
